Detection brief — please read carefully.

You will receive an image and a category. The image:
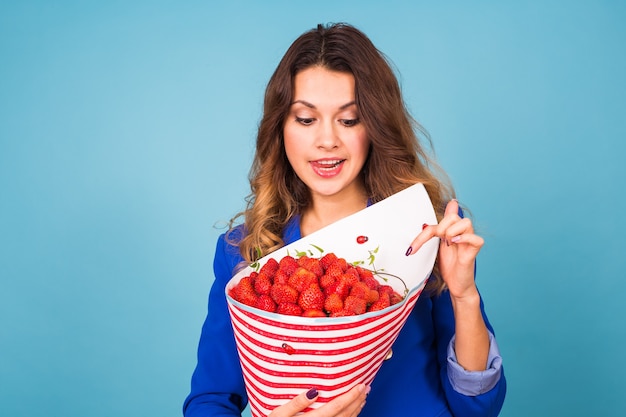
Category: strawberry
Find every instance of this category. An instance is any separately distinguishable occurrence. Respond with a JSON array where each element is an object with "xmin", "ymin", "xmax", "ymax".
[
  {"xmin": 278, "ymin": 255, "xmax": 299, "ymax": 276},
  {"xmin": 277, "ymin": 302, "xmax": 303, "ymax": 316},
  {"xmin": 232, "ymin": 276, "xmax": 258, "ymax": 307},
  {"xmin": 349, "ymin": 281, "xmax": 371, "ymax": 301},
  {"xmin": 319, "ymin": 252, "xmax": 338, "ymax": 270},
  {"xmin": 378, "ymin": 285, "xmax": 394, "ymax": 297},
  {"xmin": 259, "ymin": 257, "xmax": 279, "ymax": 276},
  {"xmin": 344, "ymin": 266, "xmax": 360, "ymax": 281},
  {"xmin": 367, "ymin": 289, "xmax": 380, "ymax": 305},
  {"xmin": 270, "ymin": 283, "xmax": 299, "ymax": 305},
  {"xmin": 302, "ymin": 309, "xmax": 326, "ymax": 318},
  {"xmin": 324, "ymin": 281, "xmax": 350, "ymax": 300},
  {"xmin": 254, "ymin": 275, "xmax": 272, "ymax": 295},
  {"xmin": 289, "ymin": 267, "xmax": 318, "ymax": 292},
  {"xmin": 299, "ymin": 256, "xmax": 324, "ymax": 277},
  {"xmin": 343, "ymin": 295, "xmax": 367, "ymax": 315},
  {"xmin": 339, "ymin": 271, "xmax": 359, "ymax": 288},
  {"xmin": 390, "ymin": 291, "xmax": 404, "ymax": 306},
  {"xmin": 324, "ymin": 263, "xmax": 344, "ymax": 281},
  {"xmin": 298, "ymin": 284, "xmax": 325, "ymax": 311},
  {"xmin": 255, "ymin": 294, "xmax": 277, "ymax": 312},
  {"xmin": 324, "ymin": 292, "xmax": 344, "ymax": 314},
  {"xmin": 319, "ymin": 273, "xmax": 336, "ymax": 289},
  {"xmin": 330, "ymin": 257, "xmax": 349, "ymax": 272},
  {"xmin": 273, "ymin": 269, "xmax": 290, "ymax": 285},
  {"xmin": 356, "ymin": 266, "xmax": 374, "ymax": 280},
  {"xmin": 368, "ymin": 291, "xmax": 390, "ymax": 312}
]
